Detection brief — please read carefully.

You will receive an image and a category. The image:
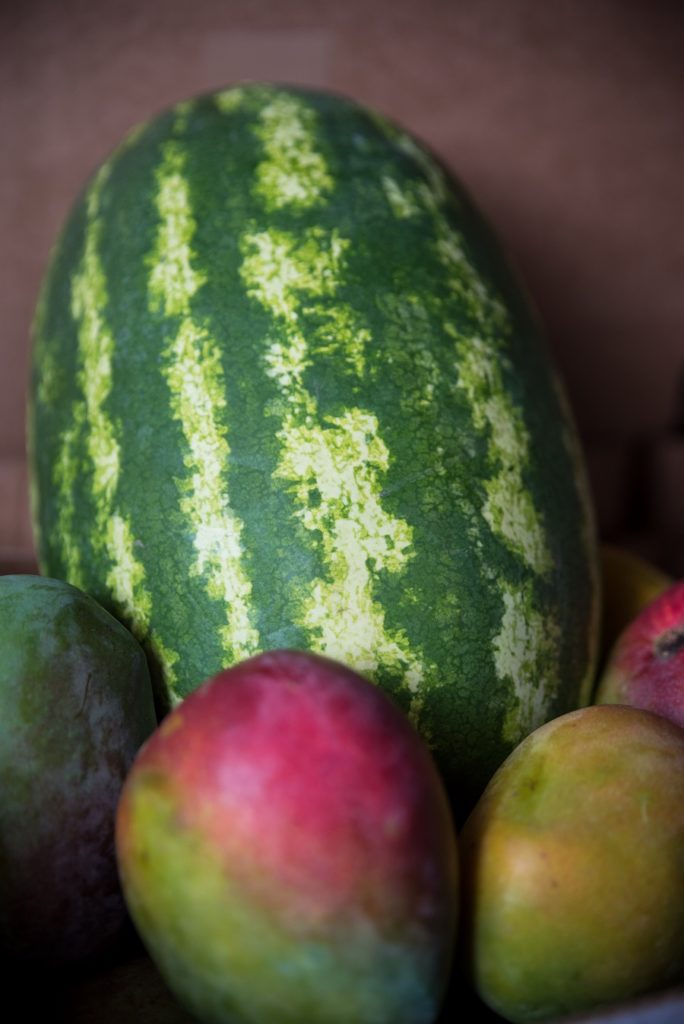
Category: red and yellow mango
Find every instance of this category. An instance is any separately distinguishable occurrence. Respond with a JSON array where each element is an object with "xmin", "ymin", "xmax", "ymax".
[{"xmin": 116, "ymin": 650, "xmax": 459, "ymax": 1024}]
